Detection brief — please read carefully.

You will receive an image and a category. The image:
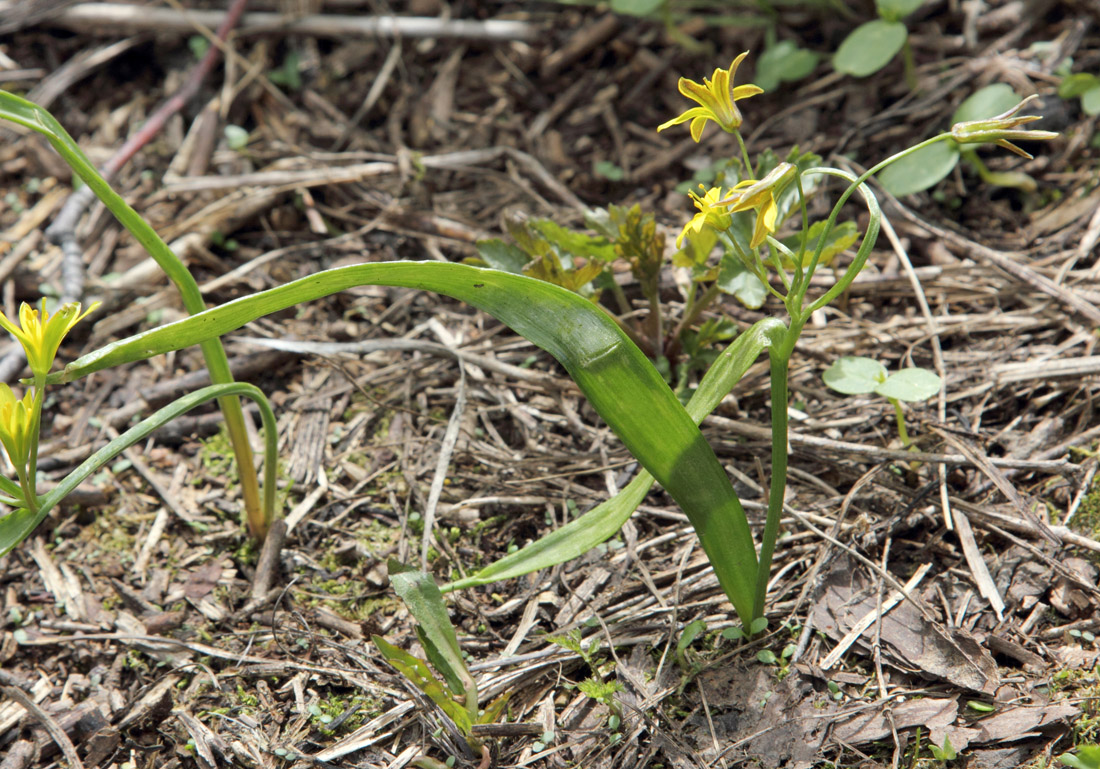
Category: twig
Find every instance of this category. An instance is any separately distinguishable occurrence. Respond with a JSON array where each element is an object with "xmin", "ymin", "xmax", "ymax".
[
  {"xmin": 41, "ymin": 3, "xmax": 537, "ymax": 42},
  {"xmin": 0, "ymin": 673, "xmax": 85, "ymax": 769}
]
